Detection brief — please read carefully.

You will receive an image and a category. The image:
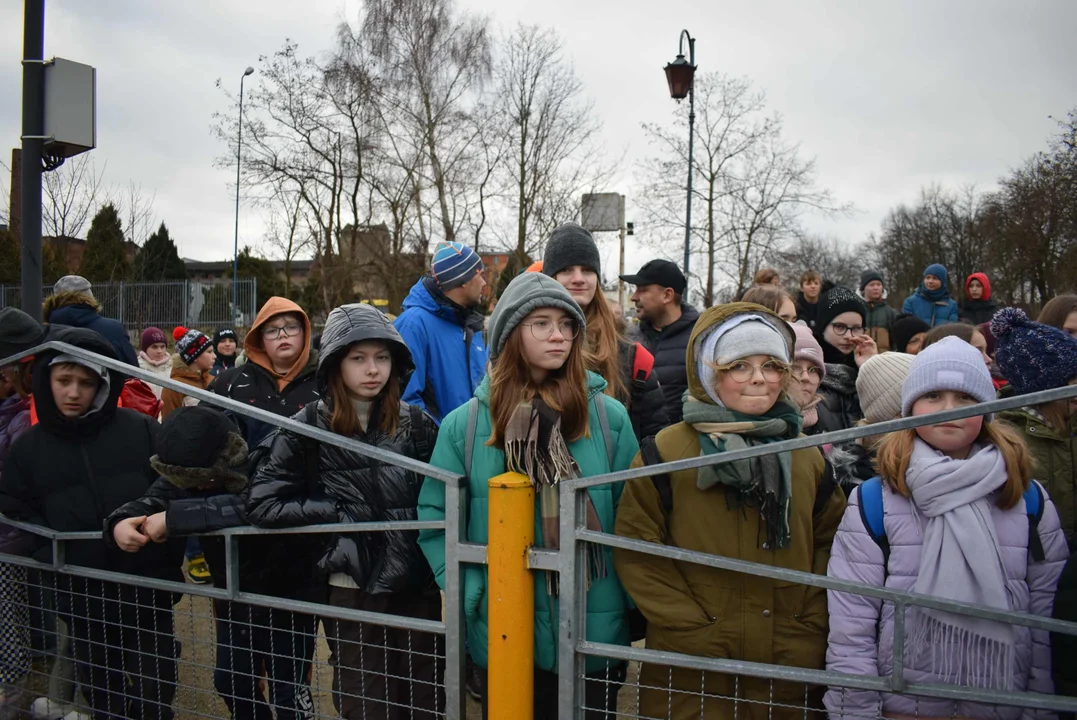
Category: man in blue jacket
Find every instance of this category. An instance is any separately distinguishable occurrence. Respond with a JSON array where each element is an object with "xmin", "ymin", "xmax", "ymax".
[
  {"xmin": 395, "ymin": 241, "xmax": 488, "ymax": 423},
  {"xmin": 43, "ymin": 275, "xmax": 139, "ymax": 367}
]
